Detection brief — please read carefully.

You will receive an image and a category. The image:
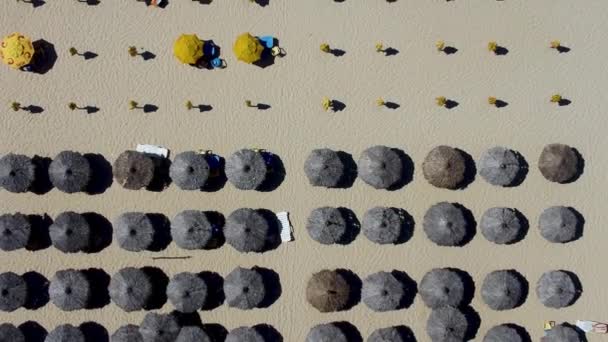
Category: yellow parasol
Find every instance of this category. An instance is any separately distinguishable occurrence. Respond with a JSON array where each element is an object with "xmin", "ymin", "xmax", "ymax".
[
  {"xmin": 174, "ymin": 34, "xmax": 204, "ymax": 65},
  {"xmin": 1, "ymin": 33, "xmax": 35, "ymax": 69},
  {"xmin": 233, "ymin": 33, "xmax": 263, "ymax": 64}
]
